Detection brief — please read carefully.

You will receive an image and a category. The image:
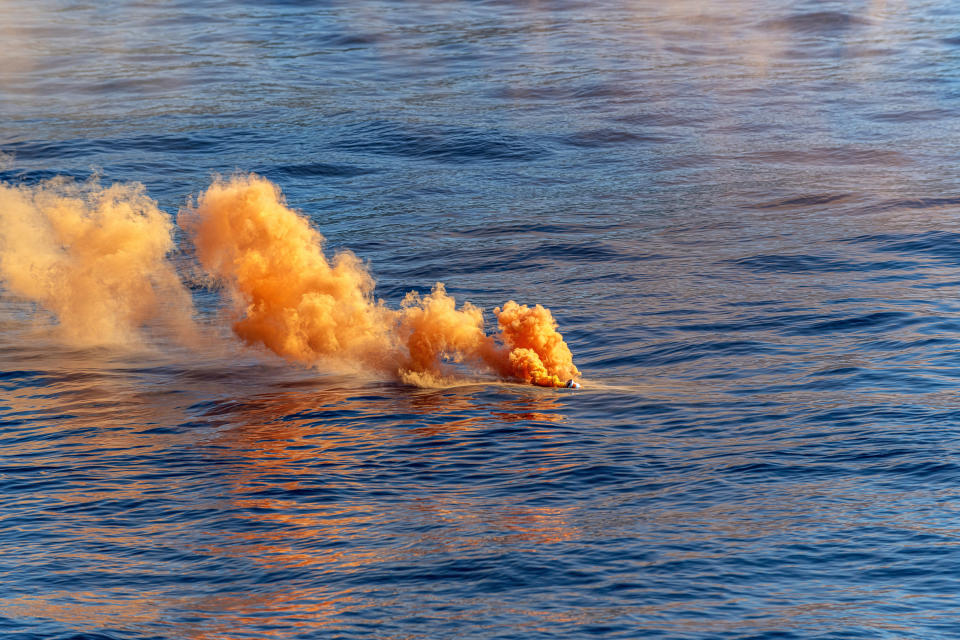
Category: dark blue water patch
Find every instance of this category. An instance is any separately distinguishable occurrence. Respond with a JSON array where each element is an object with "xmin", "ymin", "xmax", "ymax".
[
  {"xmin": 0, "ymin": 370, "xmax": 43, "ymax": 384},
  {"xmin": 854, "ymin": 231, "xmax": 960, "ymax": 249},
  {"xmin": 4, "ymin": 130, "xmax": 270, "ymax": 162},
  {"xmin": 449, "ymin": 220, "xmax": 628, "ymax": 239},
  {"xmin": 913, "ymin": 278, "xmax": 960, "ymax": 291},
  {"xmin": 264, "ymin": 161, "xmax": 378, "ymax": 179},
  {"xmin": 76, "ymin": 76, "xmax": 190, "ymax": 96},
  {"xmin": 527, "ymin": 241, "xmax": 621, "ymax": 262},
  {"xmin": 633, "ymin": 340, "xmax": 780, "ymax": 367},
  {"xmin": 802, "ymin": 403, "xmax": 960, "ymax": 431},
  {"xmin": 611, "ymin": 111, "xmax": 699, "ymax": 127},
  {"xmin": 0, "ymin": 370, "xmax": 107, "ymax": 392},
  {"xmin": 50, "ymin": 634, "xmax": 139, "ymax": 640},
  {"xmin": 0, "ymin": 168, "xmax": 94, "ymax": 185},
  {"xmin": 758, "ymin": 11, "xmax": 871, "ymax": 34},
  {"xmin": 559, "ymin": 129, "xmax": 674, "ymax": 148},
  {"xmin": 489, "ymin": 82, "xmax": 625, "ymax": 102},
  {"xmin": 788, "ymin": 310, "xmax": 920, "ymax": 335},
  {"xmin": 716, "ymin": 460, "xmax": 853, "ymax": 482},
  {"xmin": 558, "ymin": 272, "xmax": 643, "ymax": 286},
  {"xmin": 730, "ymin": 254, "xmax": 917, "ymax": 274},
  {"xmin": 741, "ymin": 363, "xmax": 952, "ymax": 395},
  {"xmin": 385, "ymin": 256, "xmax": 545, "ymax": 280},
  {"xmin": 868, "ymin": 197, "xmax": 960, "ymax": 212},
  {"xmin": 861, "ymin": 336, "xmax": 957, "ymax": 355},
  {"xmin": 333, "ymin": 121, "xmax": 548, "ymax": 164},
  {"xmin": 648, "ymin": 311, "xmax": 812, "ymax": 335},
  {"xmin": 589, "ymin": 350, "xmax": 645, "ymax": 368},
  {"xmin": 748, "ymin": 193, "xmax": 855, "ymax": 209},
  {"xmin": 844, "ymin": 231, "xmax": 960, "ymax": 267},
  {"xmin": 313, "ymin": 31, "xmax": 388, "ymax": 47},
  {"xmin": 866, "ymin": 460, "xmax": 960, "ymax": 485},
  {"xmin": 377, "ymin": 238, "xmax": 627, "ymax": 280},
  {"xmin": 740, "ymin": 147, "xmax": 906, "ymax": 166},
  {"xmin": 707, "ymin": 120, "xmax": 782, "ymax": 136},
  {"xmin": 865, "ymin": 108, "xmax": 956, "ymax": 122},
  {"xmin": 774, "ymin": 42, "xmax": 873, "ymax": 62}
]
